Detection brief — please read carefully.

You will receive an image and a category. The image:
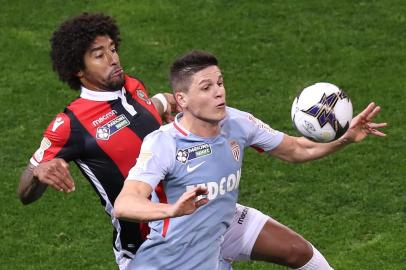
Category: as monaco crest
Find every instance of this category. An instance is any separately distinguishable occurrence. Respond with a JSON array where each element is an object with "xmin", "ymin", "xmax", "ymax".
[{"xmin": 229, "ymin": 140, "xmax": 240, "ymax": 162}]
